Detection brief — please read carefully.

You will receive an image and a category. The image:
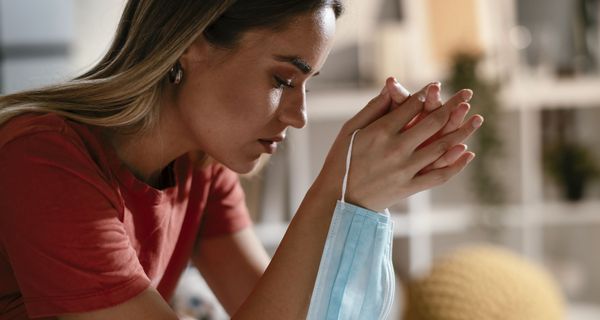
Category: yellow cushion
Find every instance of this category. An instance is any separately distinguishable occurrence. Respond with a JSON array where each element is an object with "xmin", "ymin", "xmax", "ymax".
[{"xmin": 406, "ymin": 245, "xmax": 564, "ymax": 320}]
